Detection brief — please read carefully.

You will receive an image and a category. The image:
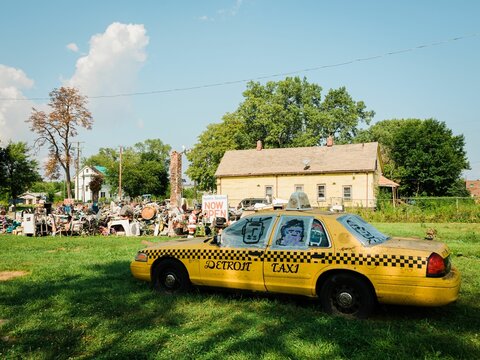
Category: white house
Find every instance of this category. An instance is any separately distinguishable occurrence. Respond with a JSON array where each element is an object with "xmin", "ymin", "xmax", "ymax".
[
  {"xmin": 73, "ymin": 165, "xmax": 111, "ymax": 202},
  {"xmin": 17, "ymin": 192, "xmax": 47, "ymax": 205}
]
